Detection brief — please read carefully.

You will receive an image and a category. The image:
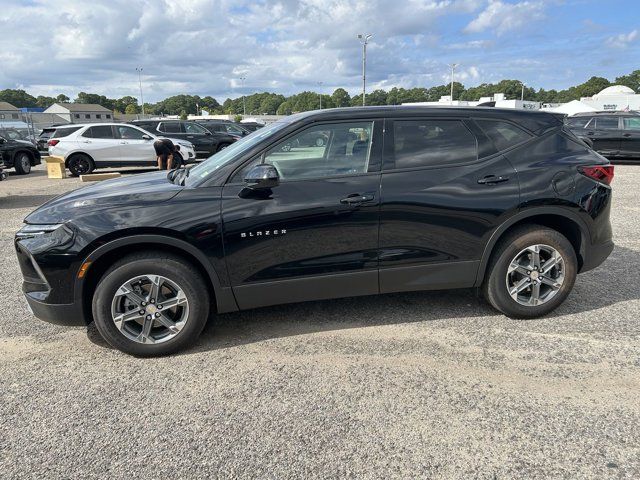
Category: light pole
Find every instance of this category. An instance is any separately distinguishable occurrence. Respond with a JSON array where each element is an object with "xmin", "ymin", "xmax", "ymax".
[
  {"xmin": 357, "ymin": 33, "xmax": 372, "ymax": 106},
  {"xmin": 448, "ymin": 63, "xmax": 459, "ymax": 104},
  {"xmin": 136, "ymin": 67, "xmax": 145, "ymax": 116},
  {"xmin": 317, "ymin": 81, "xmax": 323, "ymax": 109},
  {"xmin": 520, "ymin": 81, "xmax": 525, "ymax": 101},
  {"xmin": 239, "ymin": 76, "xmax": 247, "ymax": 117}
]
